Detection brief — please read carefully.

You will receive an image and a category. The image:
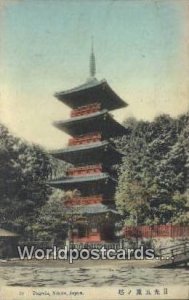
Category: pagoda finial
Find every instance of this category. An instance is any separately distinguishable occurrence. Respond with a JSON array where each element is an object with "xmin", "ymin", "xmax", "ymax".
[{"xmin": 89, "ymin": 36, "xmax": 96, "ymax": 78}]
